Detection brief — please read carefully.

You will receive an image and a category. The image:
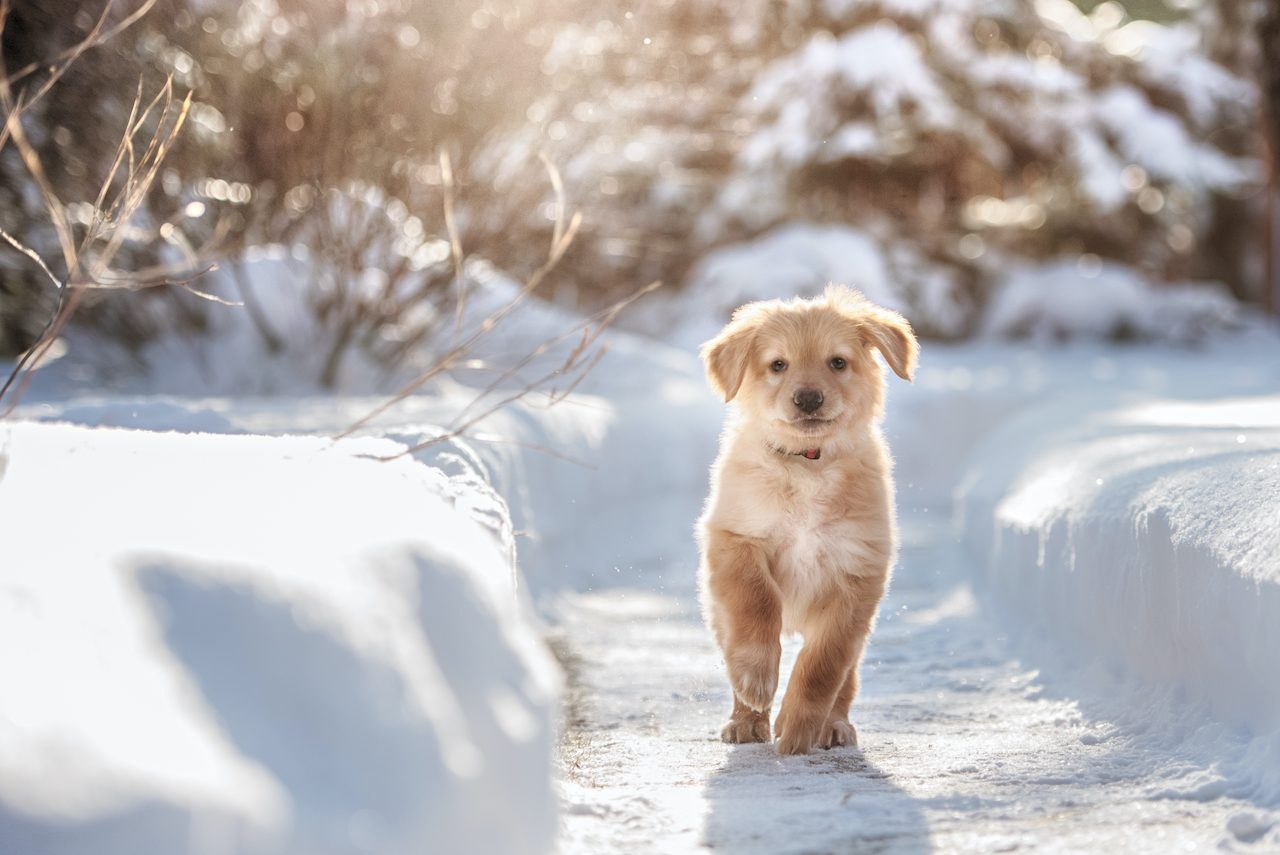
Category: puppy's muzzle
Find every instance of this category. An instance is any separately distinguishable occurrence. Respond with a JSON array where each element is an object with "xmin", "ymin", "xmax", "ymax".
[{"xmin": 793, "ymin": 389, "xmax": 824, "ymax": 414}]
